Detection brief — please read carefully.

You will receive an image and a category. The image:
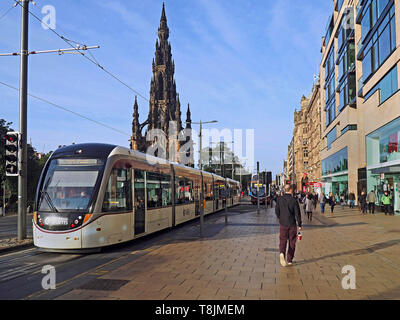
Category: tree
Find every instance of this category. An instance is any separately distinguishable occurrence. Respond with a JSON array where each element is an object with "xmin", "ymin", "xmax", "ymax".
[{"xmin": 1, "ymin": 118, "xmax": 50, "ymax": 213}]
